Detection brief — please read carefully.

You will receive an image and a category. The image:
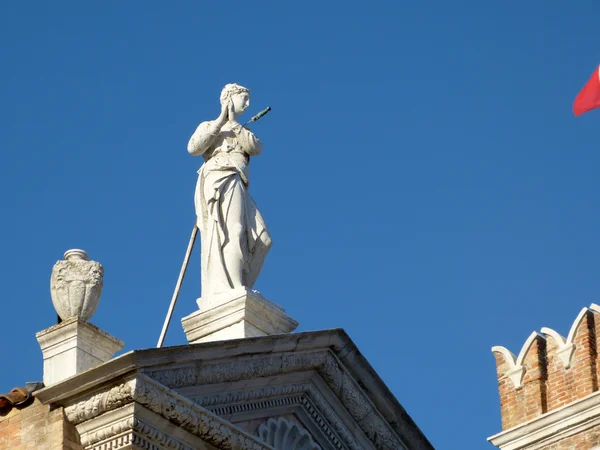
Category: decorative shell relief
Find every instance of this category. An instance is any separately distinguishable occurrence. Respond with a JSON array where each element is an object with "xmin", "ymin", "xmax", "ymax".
[
  {"xmin": 258, "ymin": 417, "xmax": 321, "ymax": 450},
  {"xmin": 50, "ymin": 260, "xmax": 104, "ymax": 321}
]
